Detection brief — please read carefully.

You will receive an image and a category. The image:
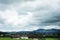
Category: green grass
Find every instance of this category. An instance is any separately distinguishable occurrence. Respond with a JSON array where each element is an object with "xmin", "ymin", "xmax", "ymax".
[
  {"xmin": 0, "ymin": 37, "xmax": 32, "ymax": 40},
  {"xmin": 46, "ymin": 38, "xmax": 60, "ymax": 40},
  {"xmin": 0, "ymin": 37, "xmax": 60, "ymax": 40}
]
